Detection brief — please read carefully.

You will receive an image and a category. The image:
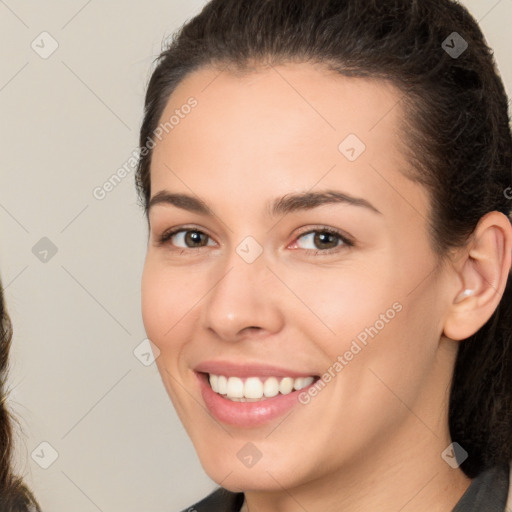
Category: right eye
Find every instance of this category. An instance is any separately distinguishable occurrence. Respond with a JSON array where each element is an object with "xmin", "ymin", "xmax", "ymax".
[{"xmin": 158, "ymin": 227, "xmax": 216, "ymax": 251}]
